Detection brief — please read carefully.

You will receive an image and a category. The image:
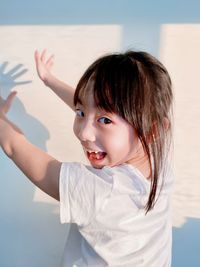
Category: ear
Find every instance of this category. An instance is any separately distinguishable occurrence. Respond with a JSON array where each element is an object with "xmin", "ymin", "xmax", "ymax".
[
  {"xmin": 147, "ymin": 117, "xmax": 170, "ymax": 144},
  {"xmin": 163, "ymin": 117, "xmax": 170, "ymax": 131}
]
